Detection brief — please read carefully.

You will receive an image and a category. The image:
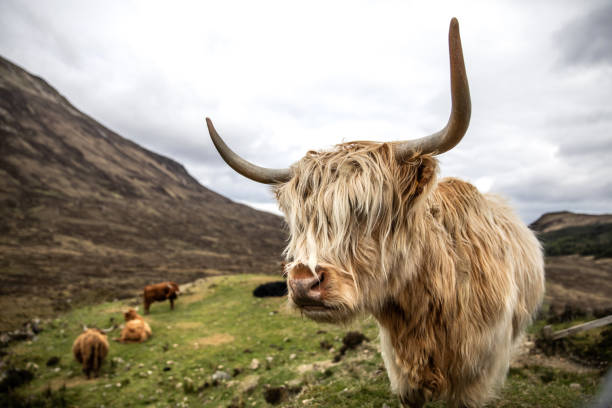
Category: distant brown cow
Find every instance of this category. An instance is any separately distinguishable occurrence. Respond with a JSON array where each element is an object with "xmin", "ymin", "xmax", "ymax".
[
  {"xmin": 115, "ymin": 309, "xmax": 152, "ymax": 343},
  {"xmin": 72, "ymin": 328, "xmax": 109, "ymax": 378},
  {"xmin": 144, "ymin": 281, "xmax": 180, "ymax": 314}
]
